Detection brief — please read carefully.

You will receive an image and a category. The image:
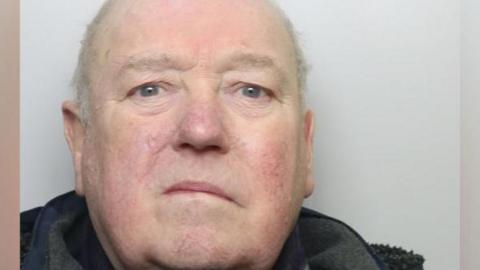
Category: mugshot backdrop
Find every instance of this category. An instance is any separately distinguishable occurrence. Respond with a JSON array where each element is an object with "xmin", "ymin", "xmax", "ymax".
[
  {"xmin": 461, "ymin": 0, "xmax": 480, "ymax": 269},
  {"xmin": 20, "ymin": 1, "xmax": 460, "ymax": 269}
]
